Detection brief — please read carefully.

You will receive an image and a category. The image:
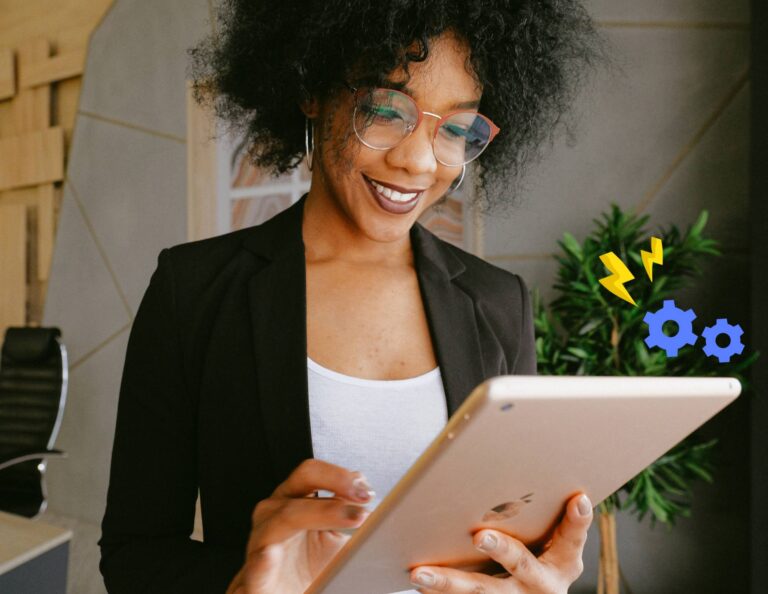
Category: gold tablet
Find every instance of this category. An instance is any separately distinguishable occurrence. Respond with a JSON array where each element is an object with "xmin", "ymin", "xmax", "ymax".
[{"xmin": 306, "ymin": 375, "xmax": 741, "ymax": 594}]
